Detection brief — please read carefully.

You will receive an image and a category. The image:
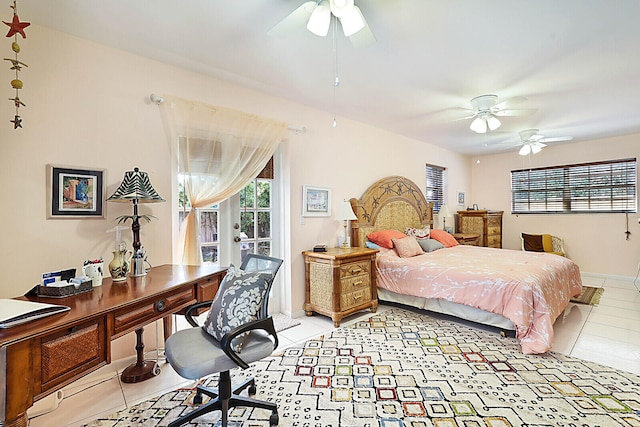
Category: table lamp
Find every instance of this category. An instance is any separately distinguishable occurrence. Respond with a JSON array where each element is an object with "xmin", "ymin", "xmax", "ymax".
[
  {"xmin": 336, "ymin": 200, "xmax": 357, "ymax": 248},
  {"xmin": 438, "ymin": 203, "xmax": 452, "ymax": 231},
  {"xmin": 107, "ymin": 167, "xmax": 165, "ymax": 254}
]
